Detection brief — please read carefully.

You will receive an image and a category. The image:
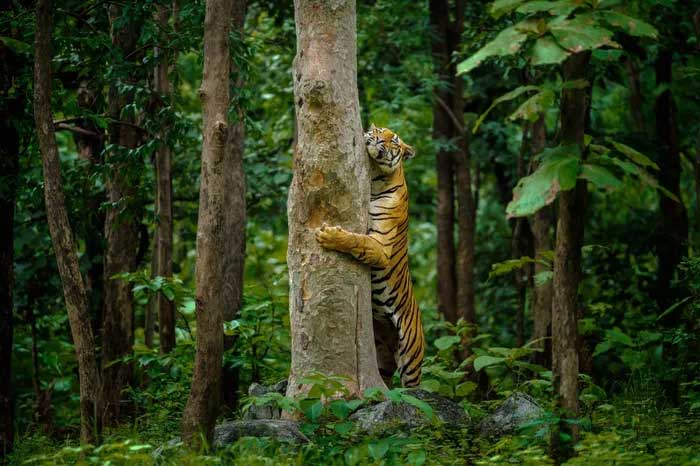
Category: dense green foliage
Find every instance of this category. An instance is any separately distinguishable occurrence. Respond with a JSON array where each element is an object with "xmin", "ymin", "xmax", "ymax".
[{"xmin": 3, "ymin": 0, "xmax": 700, "ymax": 464}]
